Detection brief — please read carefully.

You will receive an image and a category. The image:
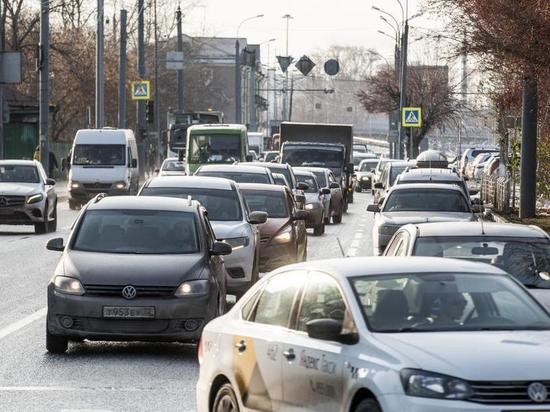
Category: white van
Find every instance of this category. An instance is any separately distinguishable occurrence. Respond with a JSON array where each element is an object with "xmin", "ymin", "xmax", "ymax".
[{"xmin": 68, "ymin": 128, "xmax": 139, "ymax": 209}]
